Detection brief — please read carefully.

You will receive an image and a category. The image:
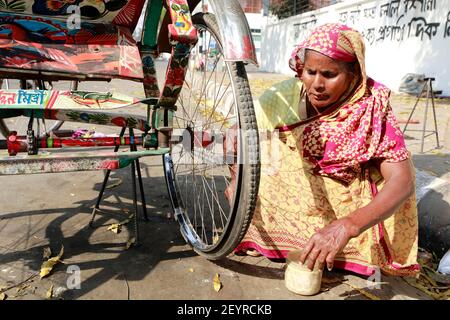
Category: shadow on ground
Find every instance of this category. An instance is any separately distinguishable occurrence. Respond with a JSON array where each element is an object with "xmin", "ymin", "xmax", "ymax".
[{"xmin": 0, "ymin": 168, "xmax": 198, "ymax": 299}]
